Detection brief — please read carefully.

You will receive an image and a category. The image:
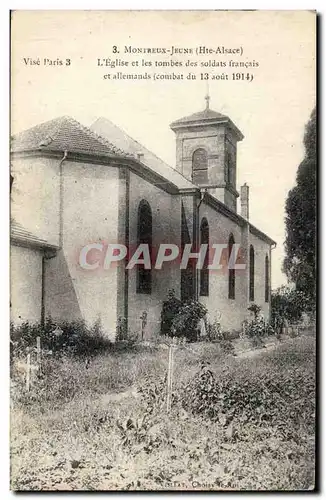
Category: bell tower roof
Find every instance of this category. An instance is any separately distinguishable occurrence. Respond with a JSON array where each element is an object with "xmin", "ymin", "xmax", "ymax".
[
  {"xmin": 170, "ymin": 97, "xmax": 243, "ymax": 212},
  {"xmin": 170, "ymin": 105, "xmax": 244, "ymax": 141}
]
